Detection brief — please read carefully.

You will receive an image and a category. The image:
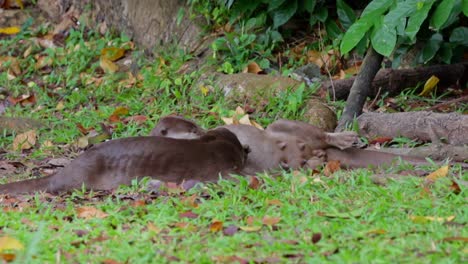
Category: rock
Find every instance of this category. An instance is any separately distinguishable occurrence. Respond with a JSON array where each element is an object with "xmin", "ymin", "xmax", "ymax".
[{"xmin": 303, "ymin": 98, "xmax": 337, "ymax": 131}]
